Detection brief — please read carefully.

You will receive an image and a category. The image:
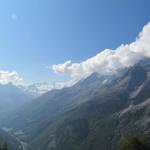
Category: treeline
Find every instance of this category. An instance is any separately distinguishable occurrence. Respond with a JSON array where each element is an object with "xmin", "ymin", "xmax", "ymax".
[
  {"xmin": 0, "ymin": 133, "xmax": 150, "ymax": 150},
  {"xmin": 119, "ymin": 133, "xmax": 150, "ymax": 150},
  {"xmin": 0, "ymin": 144, "xmax": 8, "ymax": 150}
]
